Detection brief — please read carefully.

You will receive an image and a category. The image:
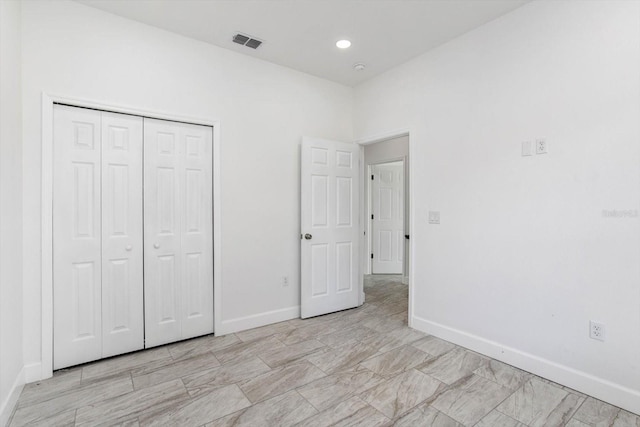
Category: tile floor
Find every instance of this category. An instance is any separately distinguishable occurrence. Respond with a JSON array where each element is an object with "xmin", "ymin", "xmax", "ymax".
[{"xmin": 9, "ymin": 275, "xmax": 640, "ymax": 426}]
